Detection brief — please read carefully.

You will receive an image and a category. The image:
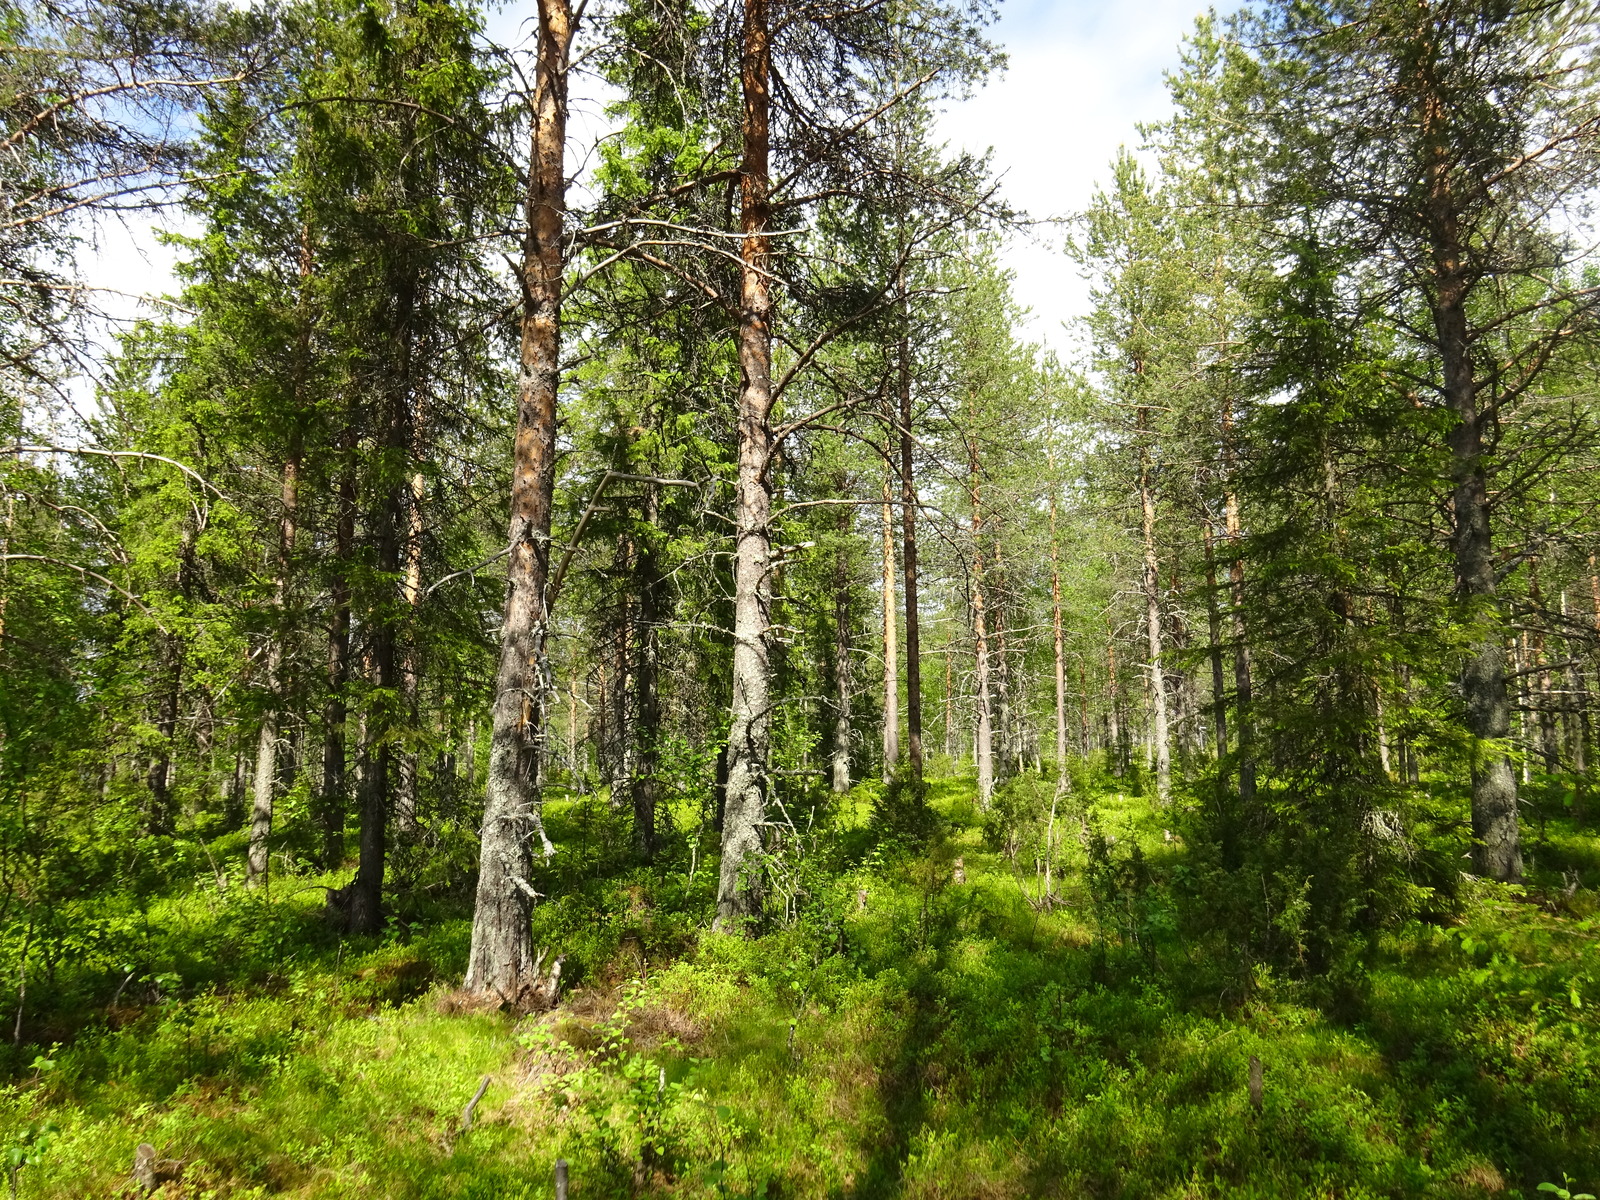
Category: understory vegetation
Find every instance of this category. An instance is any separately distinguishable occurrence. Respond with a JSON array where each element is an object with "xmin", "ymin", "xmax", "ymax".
[
  {"xmin": 7, "ymin": 0, "xmax": 1600, "ymax": 1194},
  {"xmin": 0, "ymin": 769, "xmax": 1595, "ymax": 1198}
]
